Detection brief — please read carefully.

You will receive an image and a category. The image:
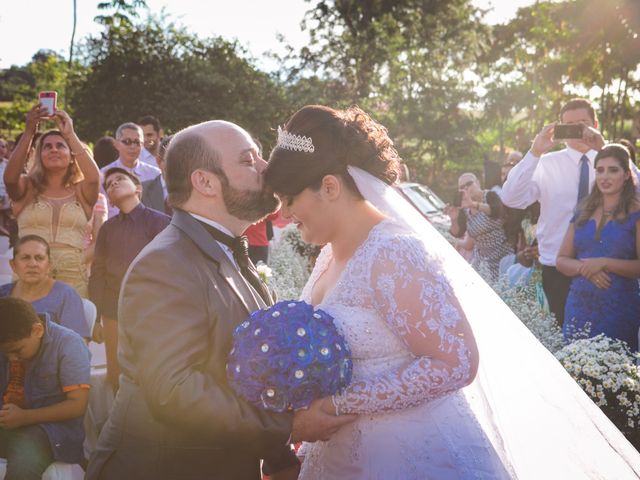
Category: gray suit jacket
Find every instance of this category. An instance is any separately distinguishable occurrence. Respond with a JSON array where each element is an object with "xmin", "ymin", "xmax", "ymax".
[
  {"xmin": 86, "ymin": 209, "xmax": 296, "ymax": 480},
  {"xmin": 141, "ymin": 175, "xmax": 166, "ymax": 213}
]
